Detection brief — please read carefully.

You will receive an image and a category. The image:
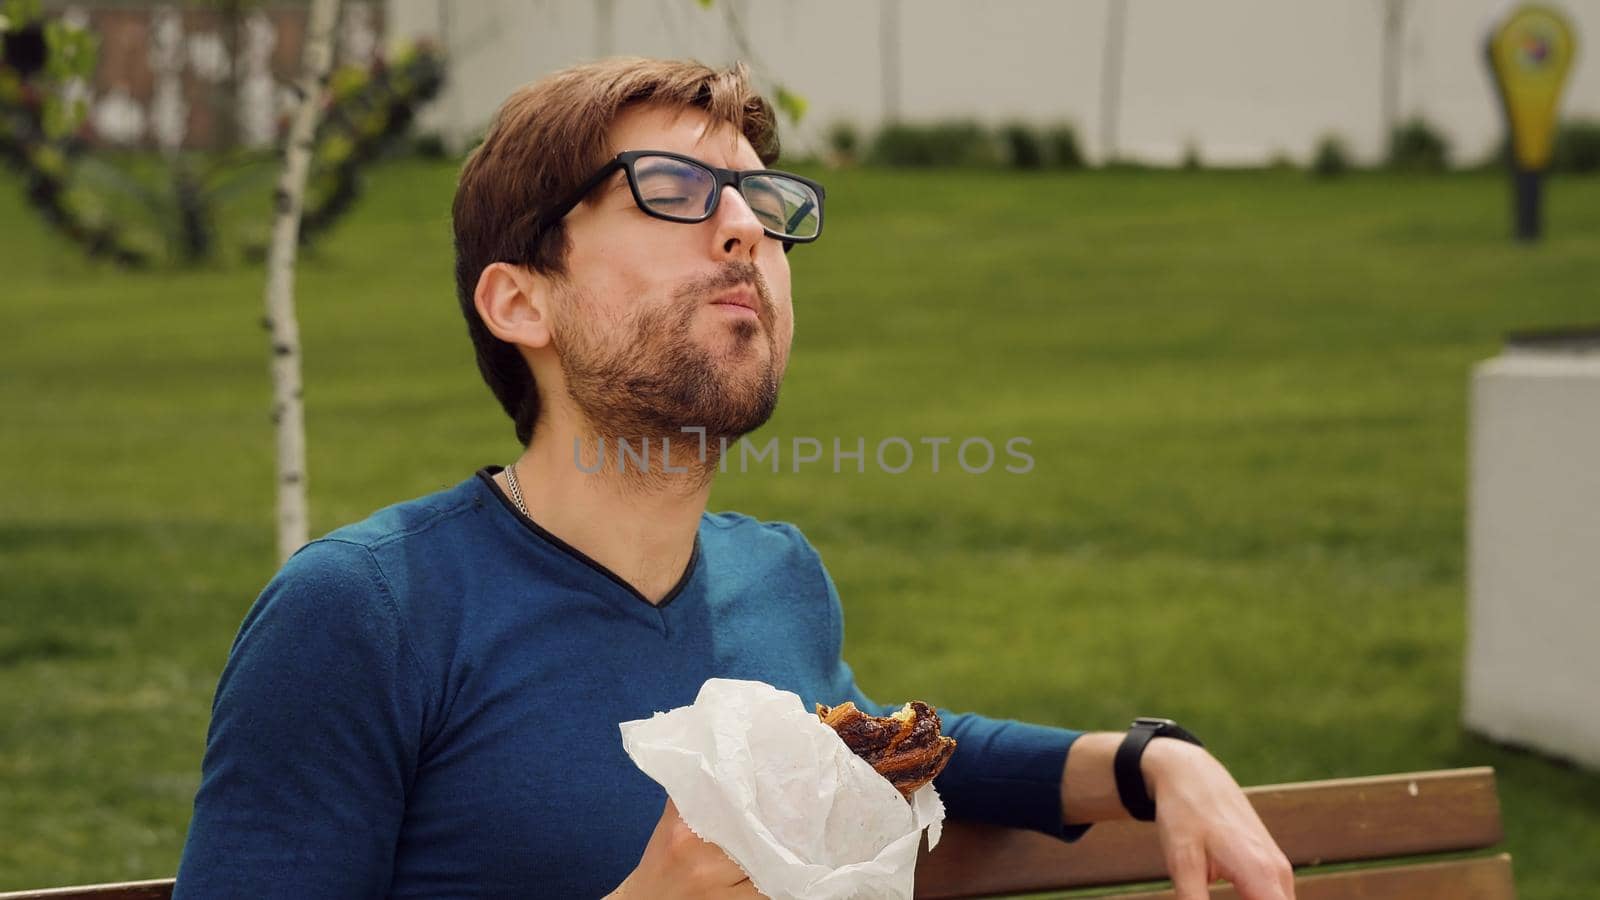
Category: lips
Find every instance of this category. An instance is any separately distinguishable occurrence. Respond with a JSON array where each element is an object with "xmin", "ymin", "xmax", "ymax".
[{"xmin": 709, "ymin": 286, "xmax": 759, "ymax": 314}]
